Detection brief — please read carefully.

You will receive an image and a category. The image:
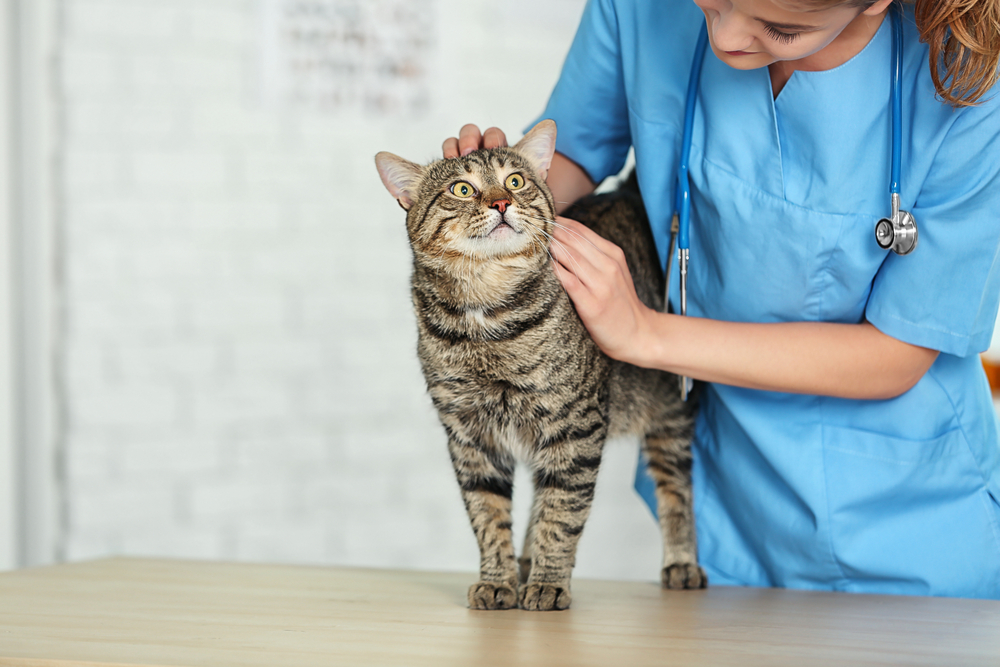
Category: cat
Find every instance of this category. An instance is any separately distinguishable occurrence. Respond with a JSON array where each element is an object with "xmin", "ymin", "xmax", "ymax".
[{"xmin": 375, "ymin": 120, "xmax": 703, "ymax": 611}]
